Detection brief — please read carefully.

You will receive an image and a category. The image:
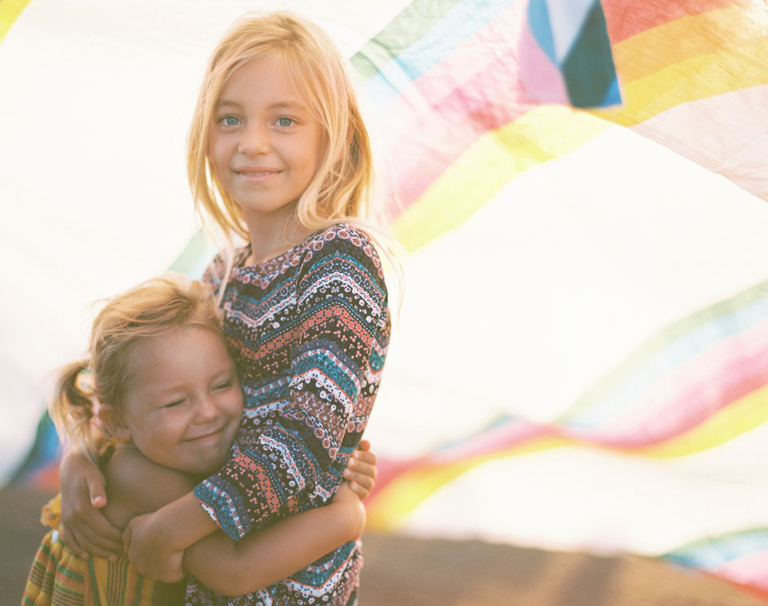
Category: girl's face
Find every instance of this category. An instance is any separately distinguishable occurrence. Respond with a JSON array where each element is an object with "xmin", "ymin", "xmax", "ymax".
[
  {"xmin": 208, "ymin": 54, "xmax": 325, "ymax": 232},
  {"xmin": 118, "ymin": 326, "xmax": 243, "ymax": 476}
]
